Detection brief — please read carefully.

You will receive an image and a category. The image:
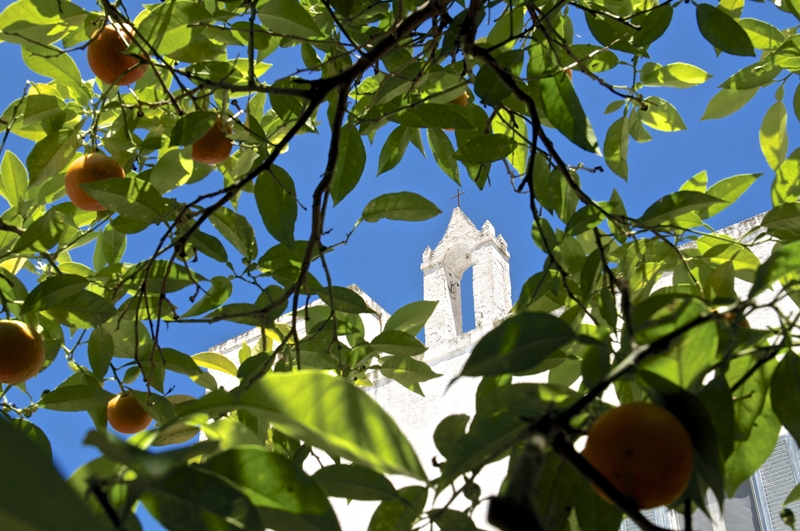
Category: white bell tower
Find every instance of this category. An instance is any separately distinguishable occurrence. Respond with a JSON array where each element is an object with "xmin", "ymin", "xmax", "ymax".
[{"xmin": 420, "ymin": 208, "xmax": 512, "ymax": 346}]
